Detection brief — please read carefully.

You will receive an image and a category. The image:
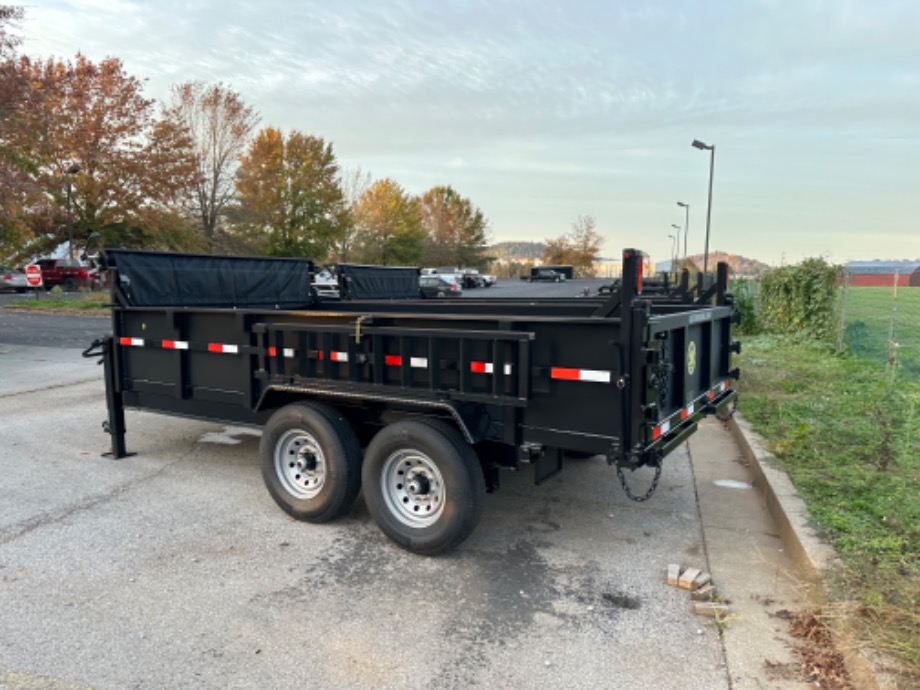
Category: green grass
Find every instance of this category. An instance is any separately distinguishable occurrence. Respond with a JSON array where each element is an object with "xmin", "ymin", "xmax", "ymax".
[
  {"xmin": 841, "ymin": 287, "xmax": 920, "ymax": 381},
  {"xmin": 737, "ymin": 335, "xmax": 920, "ymax": 676},
  {"xmin": 6, "ymin": 290, "xmax": 109, "ymax": 312}
]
